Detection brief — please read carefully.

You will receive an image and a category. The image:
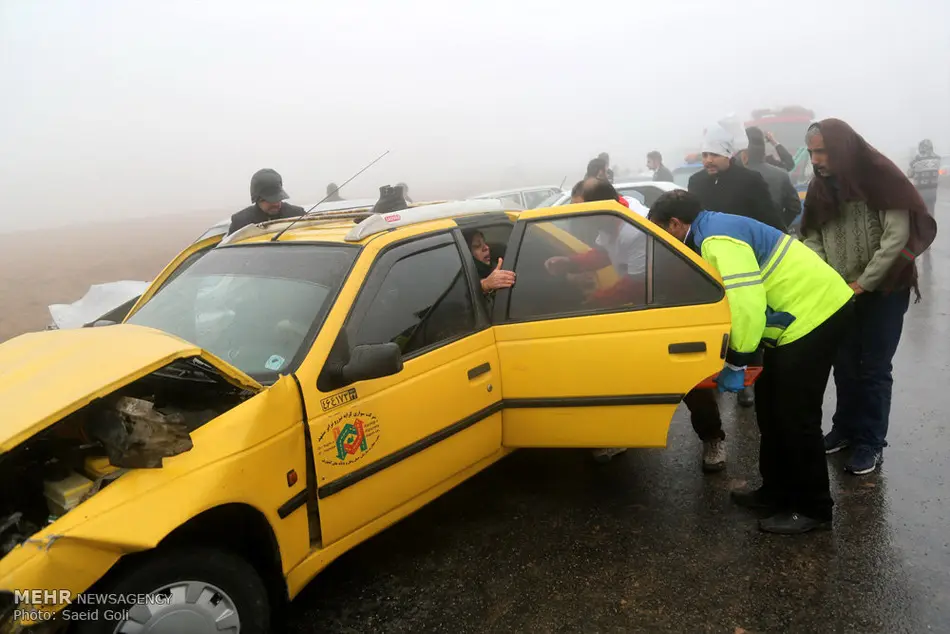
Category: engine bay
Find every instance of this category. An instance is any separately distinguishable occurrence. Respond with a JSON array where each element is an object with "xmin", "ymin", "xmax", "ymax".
[{"xmin": 0, "ymin": 357, "xmax": 254, "ymax": 556}]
